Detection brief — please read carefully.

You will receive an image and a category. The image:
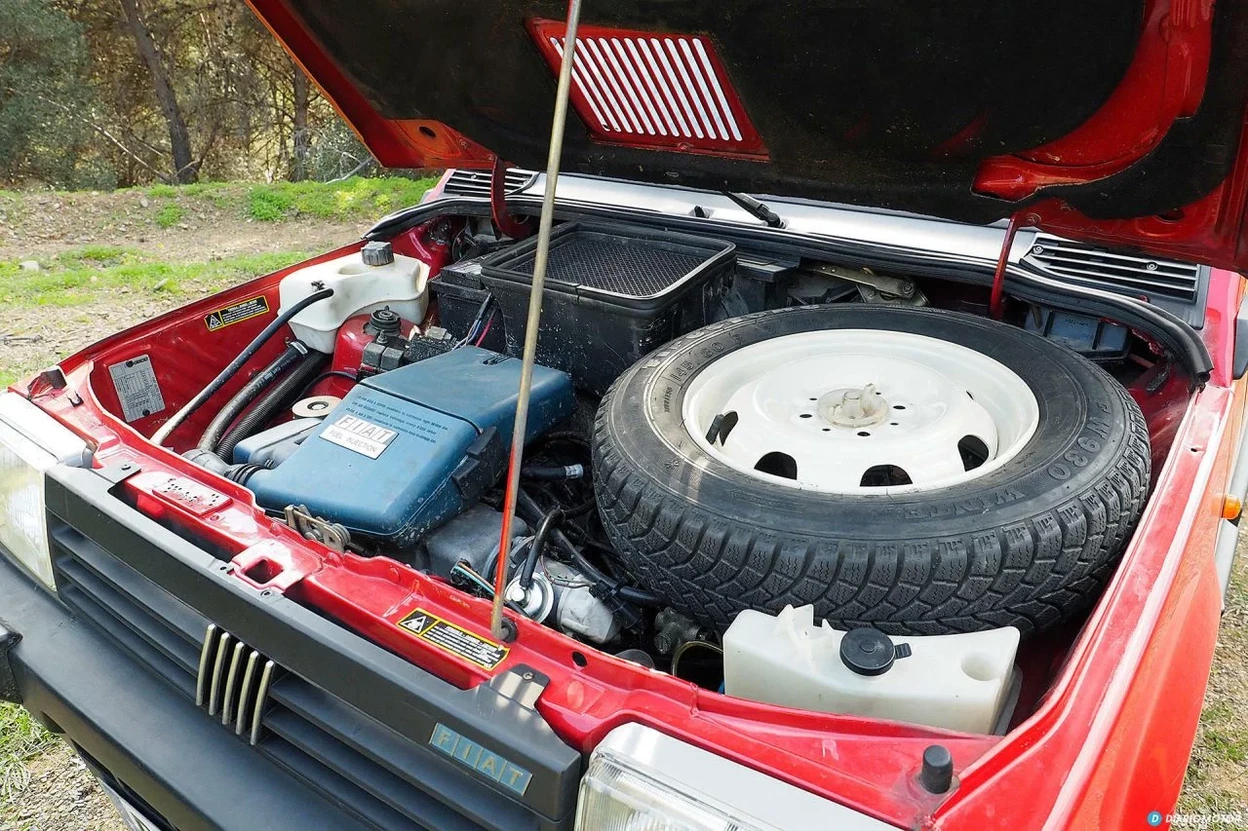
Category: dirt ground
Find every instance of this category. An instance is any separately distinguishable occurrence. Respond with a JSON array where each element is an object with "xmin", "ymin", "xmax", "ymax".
[{"xmin": 1, "ymin": 188, "xmax": 1247, "ymax": 828}]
